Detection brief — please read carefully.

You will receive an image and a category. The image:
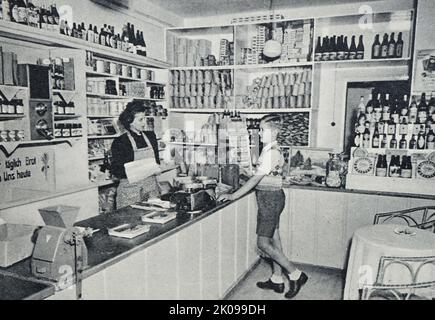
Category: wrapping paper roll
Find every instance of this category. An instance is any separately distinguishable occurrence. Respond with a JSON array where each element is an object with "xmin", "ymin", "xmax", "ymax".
[
  {"xmin": 278, "ymin": 72, "xmax": 285, "ymax": 86},
  {"xmin": 305, "ymin": 82, "xmax": 312, "ymax": 94},
  {"xmin": 197, "ymin": 84, "xmax": 204, "ymax": 96},
  {"xmin": 180, "ymin": 70, "xmax": 186, "ymax": 85},
  {"xmin": 174, "ymin": 85, "xmax": 179, "ymax": 97},
  {"xmin": 190, "ymin": 84, "xmax": 197, "ymax": 97},
  {"xmin": 278, "ymin": 85, "xmax": 286, "ymax": 97},
  {"xmin": 204, "ymin": 70, "xmax": 212, "ymax": 84},
  {"xmin": 292, "ymin": 83, "xmax": 300, "ymax": 96},
  {"xmin": 179, "ymin": 85, "xmax": 186, "ymax": 97},
  {"xmin": 185, "ymin": 70, "xmax": 192, "ymax": 84},
  {"xmin": 266, "ymin": 97, "xmax": 272, "ymax": 109},
  {"xmin": 295, "ymin": 72, "xmax": 303, "ymax": 84},
  {"xmin": 263, "ymin": 86, "xmax": 269, "ymax": 98},
  {"xmin": 168, "ymin": 85, "xmax": 174, "ymax": 96},
  {"xmin": 216, "ymin": 94, "xmax": 223, "ymax": 109},
  {"xmin": 173, "ymin": 97, "xmax": 179, "ymax": 108},
  {"xmin": 208, "ymin": 96, "xmax": 215, "ymax": 108},
  {"xmin": 213, "ymin": 71, "xmax": 221, "ymax": 85},
  {"xmin": 185, "ymin": 84, "xmax": 191, "ymax": 96},
  {"xmin": 289, "ymin": 96, "xmax": 296, "ymax": 108},
  {"xmin": 190, "ymin": 96, "xmax": 197, "ymax": 108},
  {"xmin": 203, "ymin": 95, "xmax": 210, "ymax": 108},
  {"xmin": 260, "ymin": 97, "xmax": 267, "ymax": 109},
  {"xmin": 196, "ymin": 96, "xmax": 203, "ymax": 108},
  {"xmin": 184, "ymin": 97, "xmax": 190, "ymax": 108},
  {"xmin": 304, "ymin": 94, "xmax": 311, "ymax": 108},
  {"xmin": 179, "ymin": 97, "xmax": 186, "ymax": 108},
  {"xmin": 298, "ymin": 83, "xmax": 306, "ymax": 96},
  {"xmin": 210, "ymin": 83, "xmax": 218, "ymax": 96},
  {"xmin": 173, "ymin": 71, "xmax": 179, "ymax": 85},
  {"xmin": 257, "ymin": 87, "xmax": 264, "ymax": 98},
  {"xmin": 204, "ymin": 83, "xmax": 211, "ymax": 96},
  {"xmin": 197, "ymin": 70, "xmax": 204, "ymax": 84},
  {"xmin": 297, "ymin": 95, "xmax": 304, "ymax": 108},
  {"xmin": 273, "ymin": 85, "xmax": 280, "ymax": 97},
  {"xmin": 284, "ymin": 73, "xmax": 291, "ymax": 86},
  {"xmin": 265, "ymin": 76, "xmax": 272, "ymax": 88},
  {"xmin": 192, "ymin": 70, "xmax": 198, "ymax": 84},
  {"xmin": 271, "ymin": 73, "xmax": 278, "ymax": 86},
  {"xmin": 273, "ymin": 97, "xmax": 279, "ymax": 109},
  {"xmin": 285, "ymin": 85, "xmax": 292, "ymax": 97},
  {"xmin": 279, "ymin": 96, "xmax": 287, "ymax": 108}
]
